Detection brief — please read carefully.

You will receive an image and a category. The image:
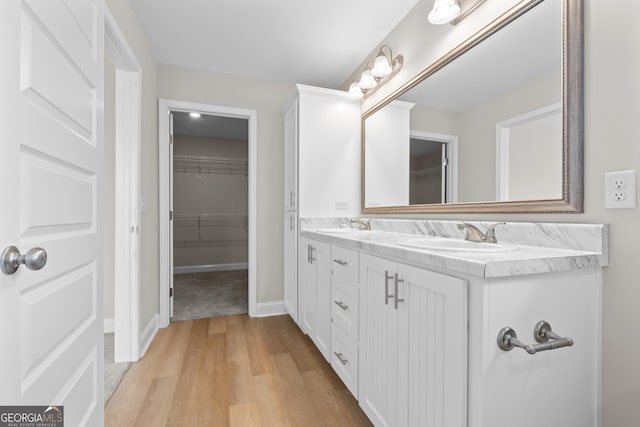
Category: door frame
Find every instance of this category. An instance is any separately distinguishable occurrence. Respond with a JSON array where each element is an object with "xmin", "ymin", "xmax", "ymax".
[
  {"xmin": 158, "ymin": 99, "xmax": 258, "ymax": 327},
  {"xmin": 409, "ymin": 130, "xmax": 459, "ymax": 203},
  {"xmin": 104, "ymin": 8, "xmax": 142, "ymax": 362}
]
